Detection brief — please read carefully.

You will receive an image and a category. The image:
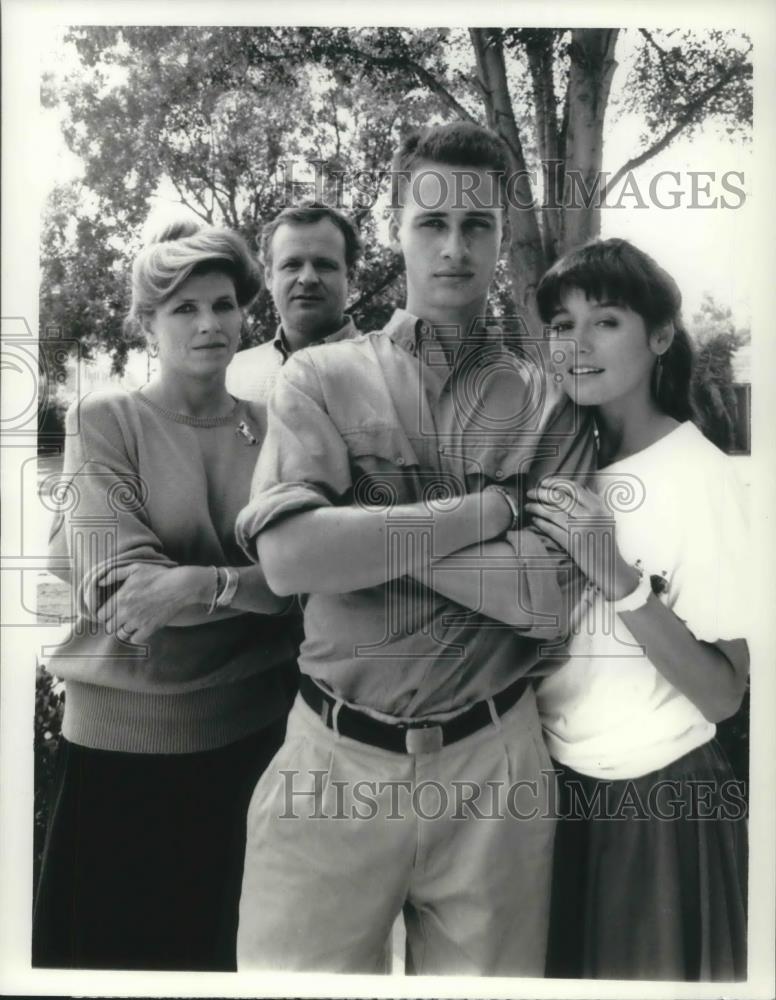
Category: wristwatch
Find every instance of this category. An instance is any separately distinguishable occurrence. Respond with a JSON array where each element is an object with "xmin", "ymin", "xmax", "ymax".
[{"xmin": 485, "ymin": 484, "xmax": 521, "ymax": 532}]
